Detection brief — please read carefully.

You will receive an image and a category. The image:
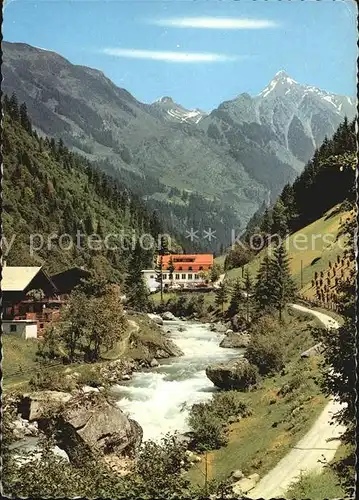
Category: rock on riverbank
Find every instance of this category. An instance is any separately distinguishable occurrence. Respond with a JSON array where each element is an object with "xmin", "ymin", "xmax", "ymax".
[
  {"xmin": 206, "ymin": 357, "xmax": 258, "ymax": 390},
  {"xmin": 219, "ymin": 332, "xmax": 251, "ymax": 349},
  {"xmin": 15, "ymin": 391, "xmax": 143, "ymax": 464}
]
